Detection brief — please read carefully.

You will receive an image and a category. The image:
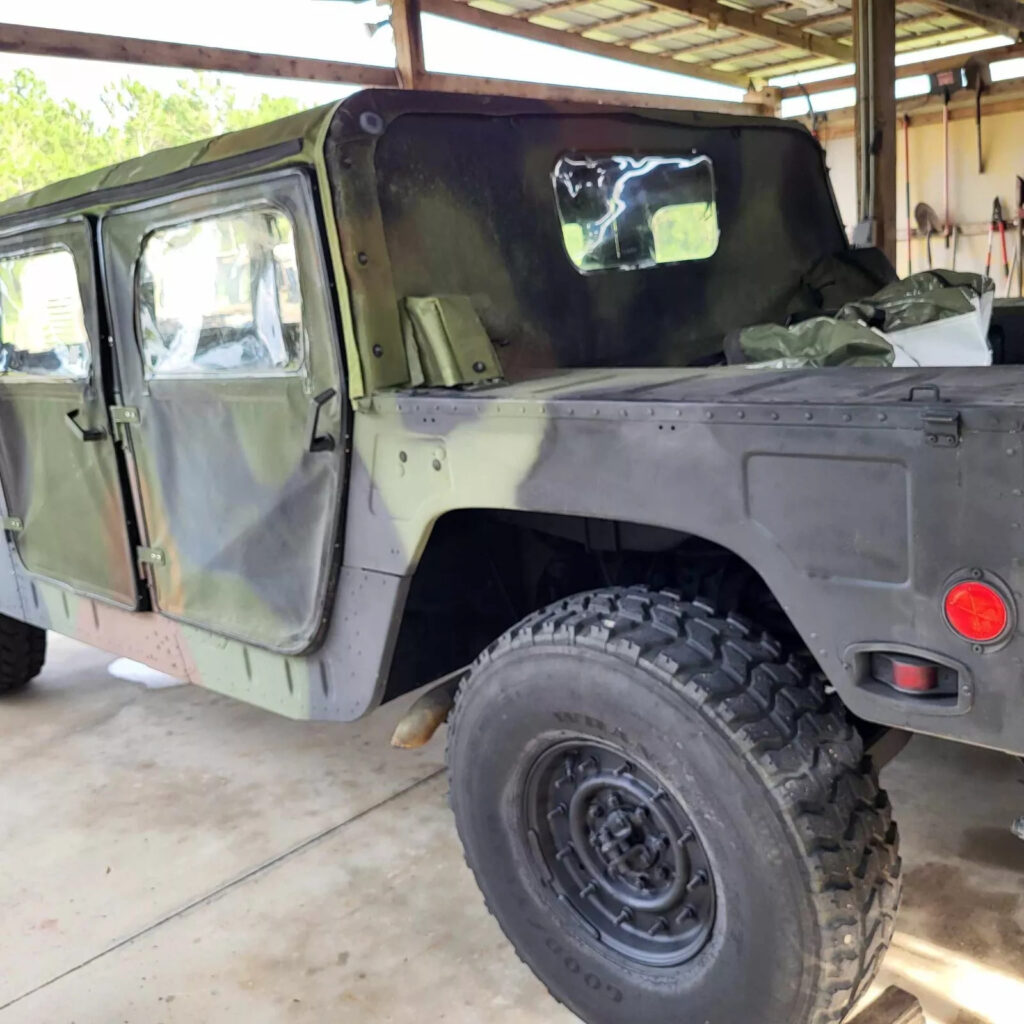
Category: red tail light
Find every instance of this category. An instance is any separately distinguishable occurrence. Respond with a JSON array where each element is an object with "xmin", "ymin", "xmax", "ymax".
[{"xmin": 943, "ymin": 581, "xmax": 1008, "ymax": 642}]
